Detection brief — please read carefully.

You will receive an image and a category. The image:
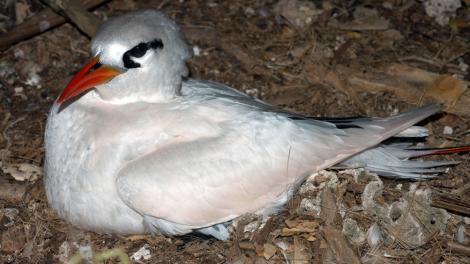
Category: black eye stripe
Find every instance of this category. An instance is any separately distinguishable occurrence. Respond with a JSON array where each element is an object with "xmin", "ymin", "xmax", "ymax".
[
  {"xmin": 148, "ymin": 39, "xmax": 164, "ymax": 50},
  {"xmin": 130, "ymin": 43, "xmax": 149, "ymax": 58},
  {"xmin": 123, "ymin": 54, "xmax": 140, "ymax": 69},
  {"xmin": 122, "ymin": 39, "xmax": 164, "ymax": 69}
]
